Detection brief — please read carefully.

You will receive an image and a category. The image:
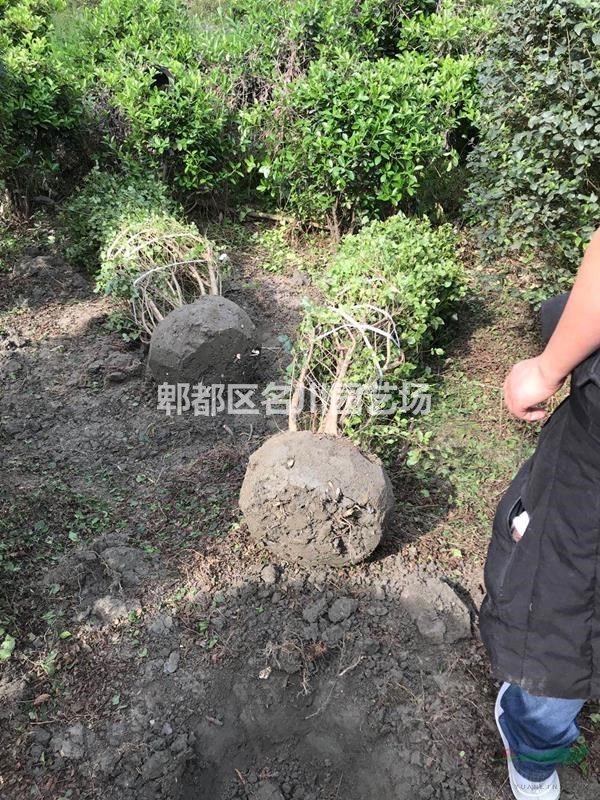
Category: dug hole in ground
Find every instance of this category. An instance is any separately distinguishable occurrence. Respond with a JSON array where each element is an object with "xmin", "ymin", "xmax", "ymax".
[{"xmin": 1, "ymin": 252, "xmax": 597, "ymax": 800}]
